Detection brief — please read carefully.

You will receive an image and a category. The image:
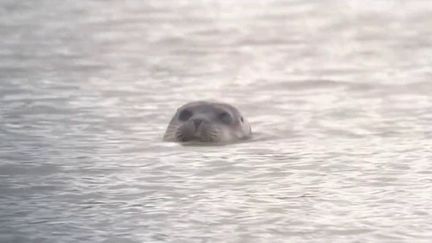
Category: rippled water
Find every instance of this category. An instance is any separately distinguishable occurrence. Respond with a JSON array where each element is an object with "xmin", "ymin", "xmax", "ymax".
[{"xmin": 1, "ymin": 0, "xmax": 432, "ymax": 242}]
